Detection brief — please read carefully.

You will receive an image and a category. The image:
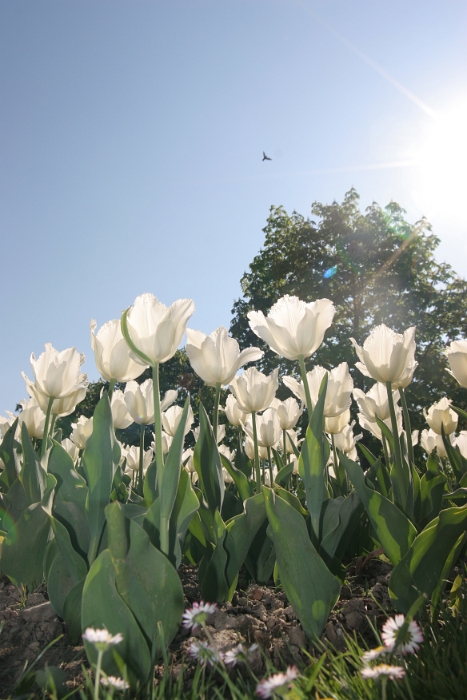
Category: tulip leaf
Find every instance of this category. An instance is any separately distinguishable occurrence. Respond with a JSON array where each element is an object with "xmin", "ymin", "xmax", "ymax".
[
  {"xmin": 389, "ymin": 505, "xmax": 467, "ymax": 613},
  {"xmin": 444, "ymin": 487, "xmax": 467, "ymax": 505},
  {"xmin": 0, "ymin": 419, "xmax": 20, "ymax": 488},
  {"xmin": 298, "ymin": 374, "xmax": 328, "ymax": 544},
  {"xmin": 1, "ymin": 474, "xmax": 55, "ymax": 590},
  {"xmin": 341, "ymin": 452, "xmax": 417, "ymax": 565},
  {"xmin": 46, "ymin": 550, "xmax": 80, "ymax": 618},
  {"xmin": 199, "ymin": 509, "xmax": 238, "ymax": 603},
  {"xmin": 62, "ymin": 578, "xmax": 85, "ymax": 644},
  {"xmin": 106, "ymin": 502, "xmax": 184, "ymax": 657},
  {"xmin": 320, "ymin": 493, "xmax": 363, "ymax": 566},
  {"xmin": 417, "ymin": 472, "xmax": 447, "ymax": 529},
  {"xmin": 159, "ymin": 397, "xmax": 191, "ymax": 537},
  {"xmin": 193, "ymin": 403, "xmax": 224, "ymax": 513},
  {"xmin": 82, "ymin": 394, "xmax": 120, "ymax": 565},
  {"xmin": 220, "ymin": 453, "xmax": 253, "ymax": 502},
  {"xmin": 274, "ymin": 461, "xmax": 294, "ymax": 488},
  {"xmin": 226, "ymin": 493, "xmax": 267, "ymax": 568},
  {"xmin": 19, "ymin": 423, "xmax": 47, "ymax": 506},
  {"xmin": 441, "ymin": 429, "xmax": 467, "ymax": 483},
  {"xmin": 81, "ymin": 548, "xmax": 152, "ymax": 689},
  {"xmin": 263, "ymin": 486, "xmax": 340, "ymax": 641}
]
